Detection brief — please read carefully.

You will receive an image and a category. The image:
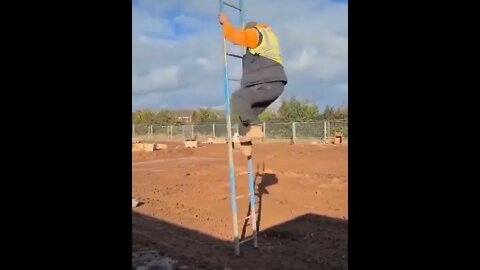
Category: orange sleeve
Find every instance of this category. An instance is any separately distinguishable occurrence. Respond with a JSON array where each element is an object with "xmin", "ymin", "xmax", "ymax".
[{"xmin": 222, "ymin": 20, "xmax": 259, "ymax": 49}]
